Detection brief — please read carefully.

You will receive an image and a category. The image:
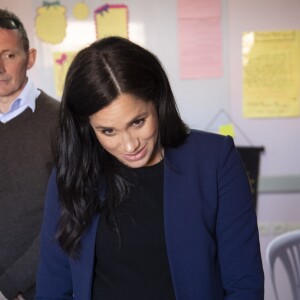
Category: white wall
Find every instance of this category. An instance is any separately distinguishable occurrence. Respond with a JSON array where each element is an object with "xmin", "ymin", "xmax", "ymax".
[
  {"xmin": 228, "ymin": 1, "xmax": 300, "ymax": 299},
  {"xmin": 2, "ymin": 0, "xmax": 300, "ymax": 299}
]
